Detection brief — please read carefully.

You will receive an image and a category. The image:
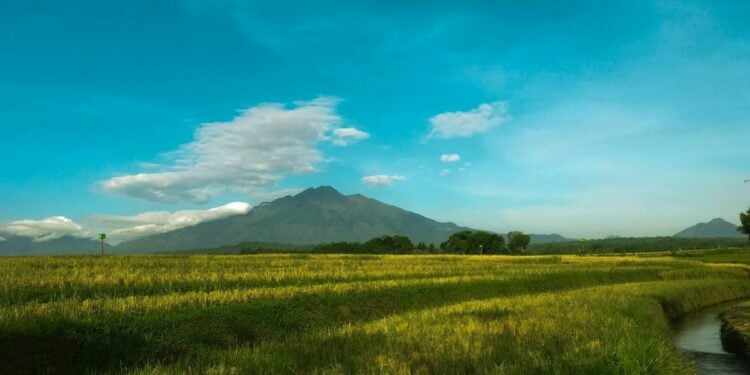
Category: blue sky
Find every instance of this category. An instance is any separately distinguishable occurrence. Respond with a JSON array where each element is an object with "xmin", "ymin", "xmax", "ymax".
[{"xmin": 1, "ymin": 0, "xmax": 749, "ymax": 240}]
